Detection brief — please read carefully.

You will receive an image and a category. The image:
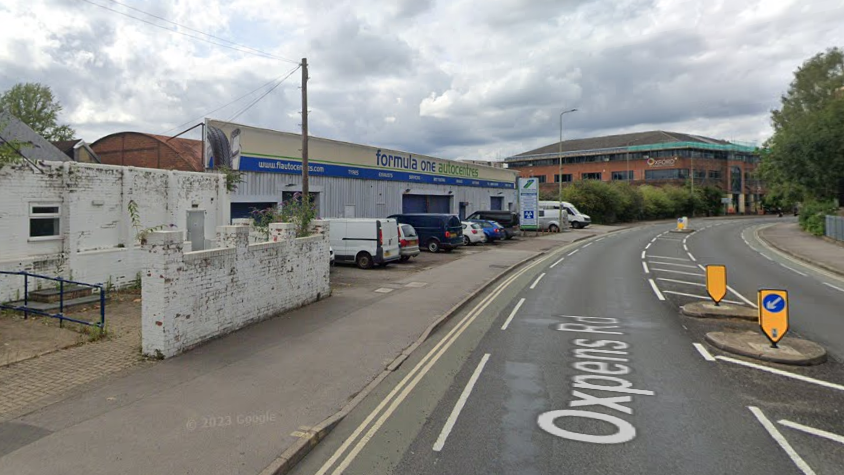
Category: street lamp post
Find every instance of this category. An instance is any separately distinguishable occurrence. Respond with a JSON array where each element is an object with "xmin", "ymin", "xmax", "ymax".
[{"xmin": 559, "ymin": 108, "xmax": 577, "ymax": 231}]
